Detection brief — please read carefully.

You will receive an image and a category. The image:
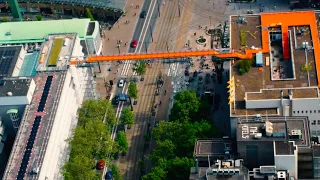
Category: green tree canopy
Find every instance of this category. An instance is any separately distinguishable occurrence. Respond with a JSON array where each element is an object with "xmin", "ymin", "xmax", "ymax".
[
  {"xmin": 78, "ymin": 99, "xmax": 116, "ymax": 129},
  {"xmin": 111, "ymin": 163, "xmax": 122, "ymax": 180},
  {"xmin": 167, "ymin": 157, "xmax": 194, "ymax": 180},
  {"xmin": 63, "ymin": 100, "xmax": 117, "ymax": 179},
  {"xmin": 142, "ymin": 166, "xmax": 167, "ymax": 180},
  {"xmin": 150, "ymin": 139, "xmax": 176, "ymax": 163},
  {"xmin": 134, "ymin": 61, "xmax": 146, "ymax": 76},
  {"xmin": 85, "ymin": 8, "xmax": 94, "ymax": 21},
  {"xmin": 128, "ymin": 82, "xmax": 138, "ymax": 99},
  {"xmin": 239, "ymin": 59, "xmax": 252, "ymax": 75},
  {"xmin": 36, "ymin": 15, "xmax": 42, "ymax": 21},
  {"xmin": 121, "ymin": 108, "xmax": 134, "ymax": 127},
  {"xmin": 169, "ymin": 90, "xmax": 200, "ymax": 122},
  {"xmin": 115, "ymin": 131, "xmax": 128, "ymax": 153}
]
